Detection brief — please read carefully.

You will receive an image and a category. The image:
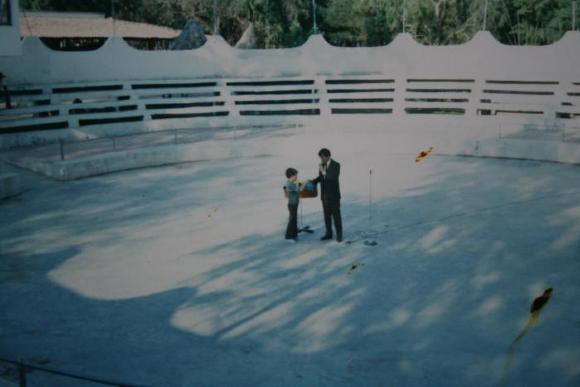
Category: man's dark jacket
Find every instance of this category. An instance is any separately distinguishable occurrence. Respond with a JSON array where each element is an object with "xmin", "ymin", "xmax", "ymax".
[{"xmin": 313, "ymin": 160, "xmax": 341, "ymax": 201}]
